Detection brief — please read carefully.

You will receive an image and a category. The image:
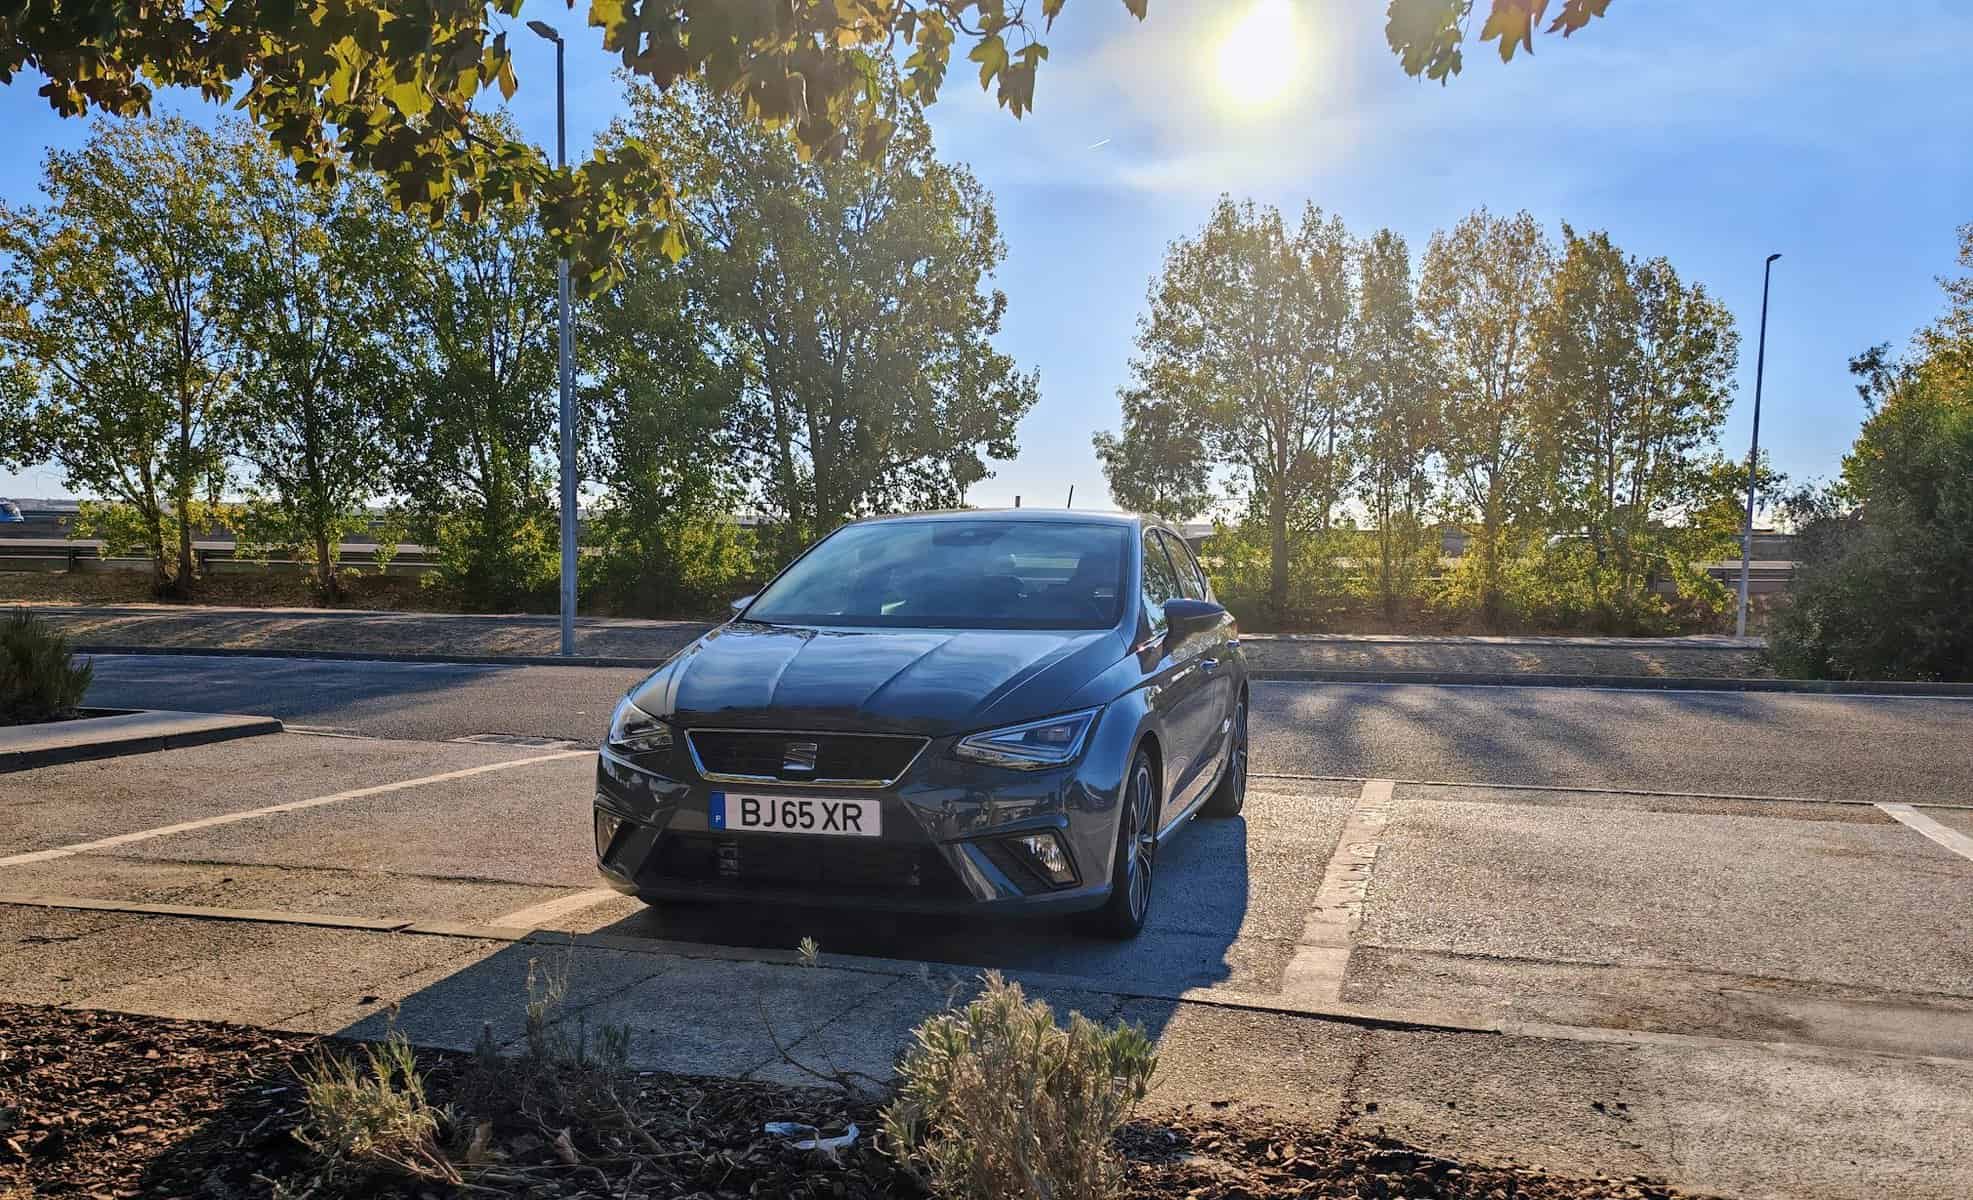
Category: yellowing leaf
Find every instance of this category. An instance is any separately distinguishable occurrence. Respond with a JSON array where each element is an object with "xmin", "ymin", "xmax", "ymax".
[
  {"xmin": 969, "ymin": 34, "xmax": 1008, "ymax": 89},
  {"xmin": 1479, "ymin": 0, "xmax": 1547, "ymax": 62},
  {"xmin": 387, "ymin": 77, "xmax": 431, "ymax": 116}
]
